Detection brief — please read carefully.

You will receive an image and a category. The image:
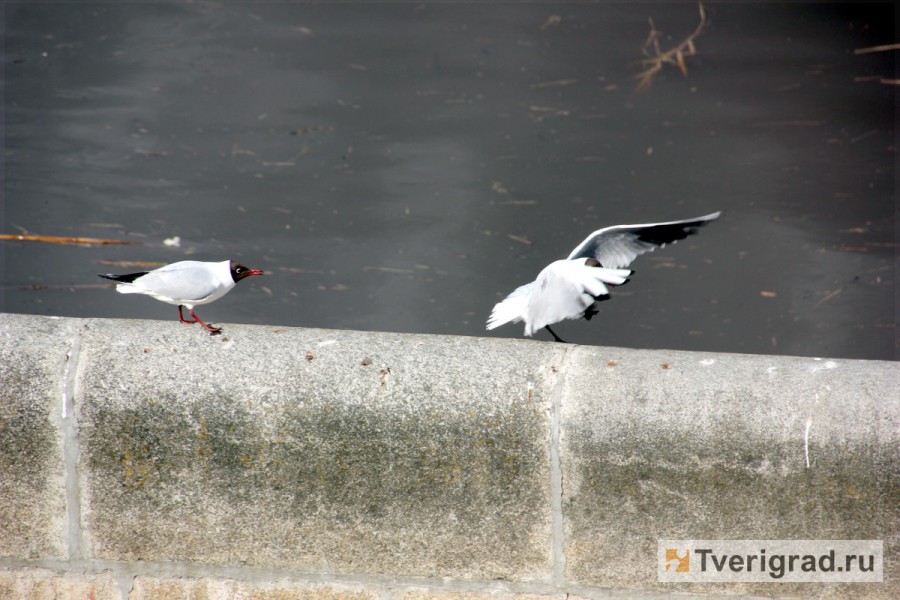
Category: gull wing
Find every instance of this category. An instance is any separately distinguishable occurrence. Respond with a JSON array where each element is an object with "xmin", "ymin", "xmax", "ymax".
[
  {"xmin": 124, "ymin": 261, "xmax": 225, "ymax": 304},
  {"xmin": 524, "ymin": 260, "xmax": 631, "ymax": 336},
  {"xmin": 566, "ymin": 211, "xmax": 721, "ymax": 268}
]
